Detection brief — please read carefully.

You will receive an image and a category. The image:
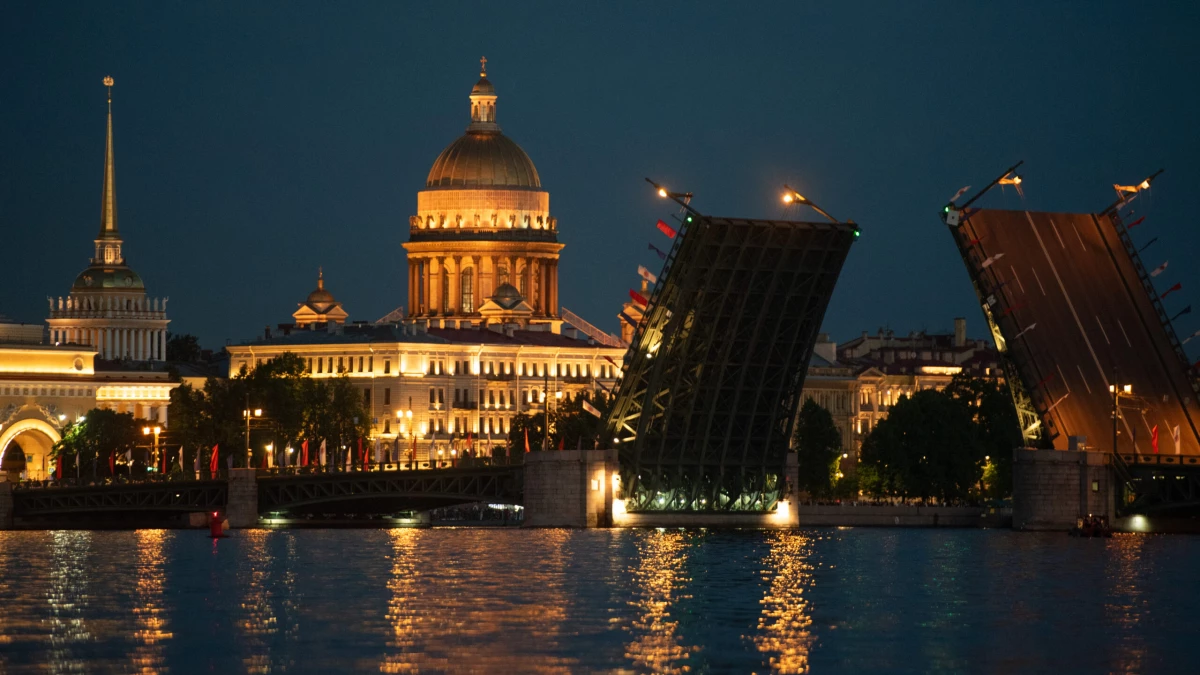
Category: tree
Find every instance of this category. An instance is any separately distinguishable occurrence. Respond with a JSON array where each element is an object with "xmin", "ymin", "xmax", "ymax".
[
  {"xmin": 166, "ymin": 333, "xmax": 203, "ymax": 363},
  {"xmin": 944, "ymin": 373, "xmax": 1021, "ymax": 498},
  {"xmin": 508, "ymin": 392, "xmax": 611, "ymax": 453},
  {"xmin": 860, "ymin": 389, "xmax": 982, "ymax": 502},
  {"xmin": 52, "ymin": 408, "xmax": 141, "ymax": 479},
  {"xmin": 792, "ymin": 399, "xmax": 841, "ymax": 498}
]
